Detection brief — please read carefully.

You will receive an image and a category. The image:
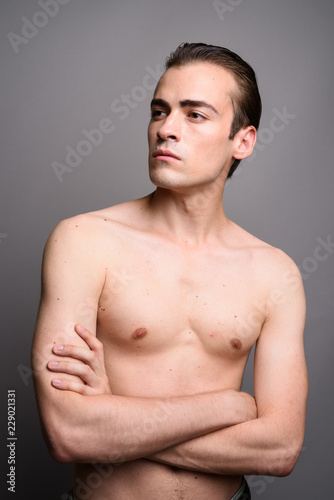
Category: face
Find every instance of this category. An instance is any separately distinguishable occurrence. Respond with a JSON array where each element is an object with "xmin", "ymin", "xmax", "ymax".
[{"xmin": 148, "ymin": 62, "xmax": 241, "ymax": 191}]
